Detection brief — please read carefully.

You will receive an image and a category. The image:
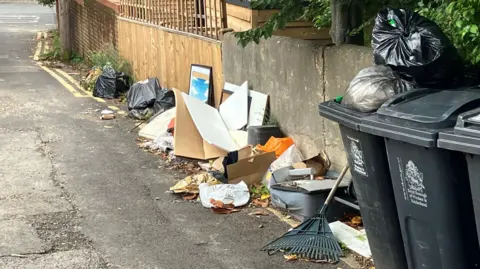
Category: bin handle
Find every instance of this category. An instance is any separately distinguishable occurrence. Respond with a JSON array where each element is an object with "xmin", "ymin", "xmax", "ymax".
[{"xmin": 380, "ymin": 88, "xmax": 441, "ymax": 108}]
